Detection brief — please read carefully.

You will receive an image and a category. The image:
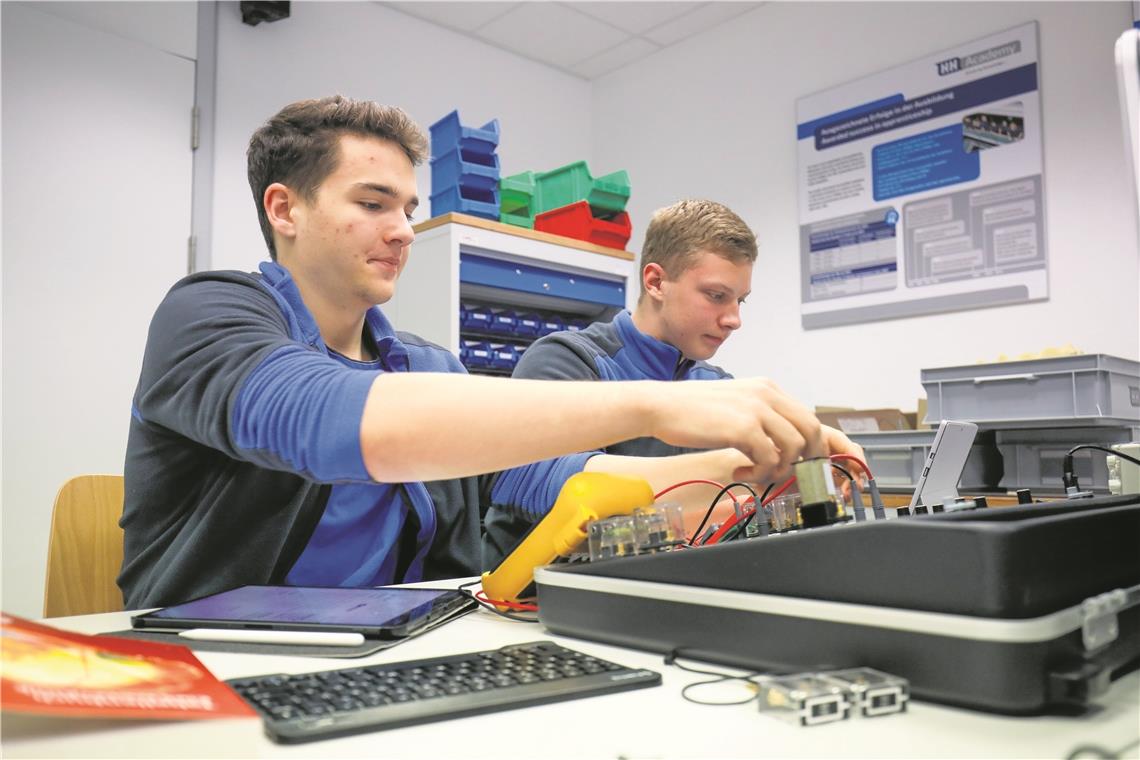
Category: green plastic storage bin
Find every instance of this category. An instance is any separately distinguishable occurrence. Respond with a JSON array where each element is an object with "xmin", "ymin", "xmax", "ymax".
[
  {"xmin": 534, "ymin": 162, "xmax": 630, "ymax": 216},
  {"xmin": 499, "ymin": 171, "xmax": 537, "ymax": 228}
]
